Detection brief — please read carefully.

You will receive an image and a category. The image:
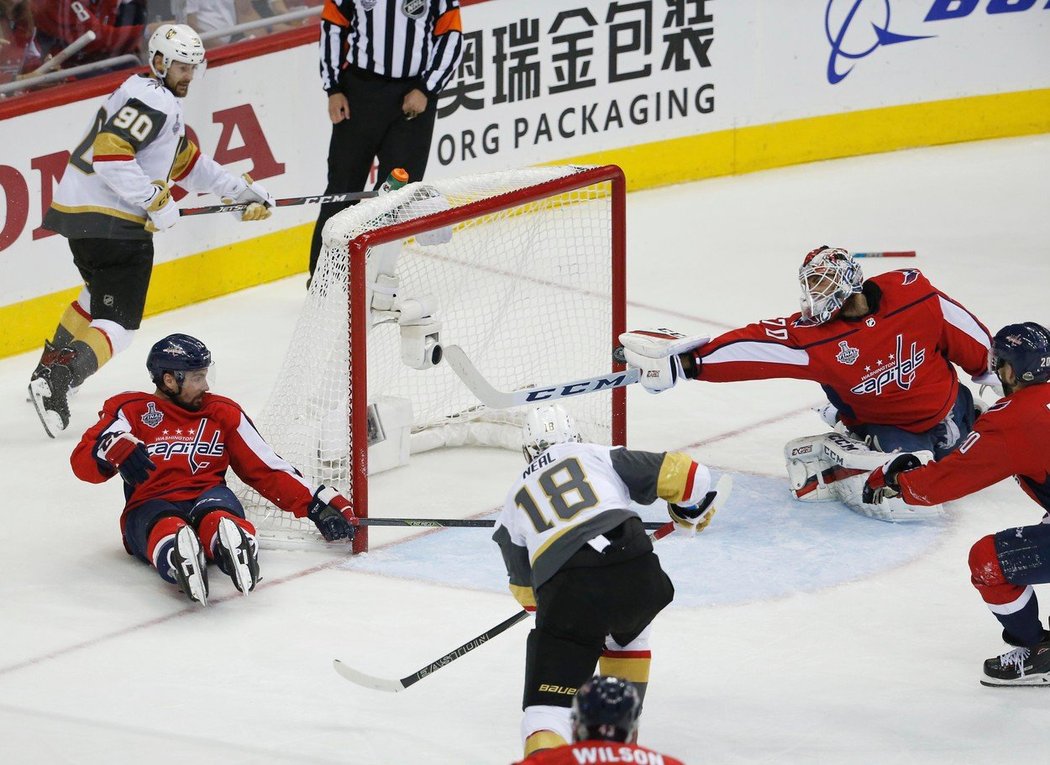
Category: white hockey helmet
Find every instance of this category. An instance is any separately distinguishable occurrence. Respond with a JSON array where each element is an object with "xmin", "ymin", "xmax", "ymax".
[
  {"xmin": 148, "ymin": 24, "xmax": 205, "ymax": 78},
  {"xmin": 798, "ymin": 246, "xmax": 864, "ymax": 325},
  {"xmin": 522, "ymin": 405, "xmax": 581, "ymax": 461}
]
